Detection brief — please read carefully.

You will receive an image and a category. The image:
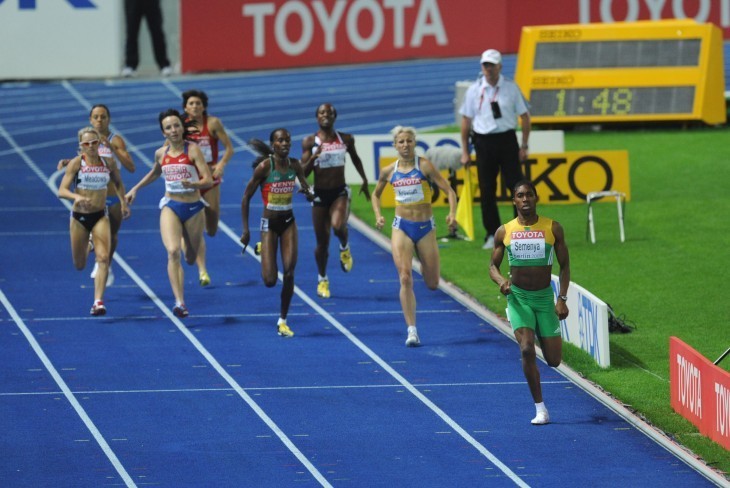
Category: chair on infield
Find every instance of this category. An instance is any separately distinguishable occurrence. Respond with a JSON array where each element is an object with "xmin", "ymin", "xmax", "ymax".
[{"xmin": 586, "ymin": 190, "xmax": 626, "ymax": 244}]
